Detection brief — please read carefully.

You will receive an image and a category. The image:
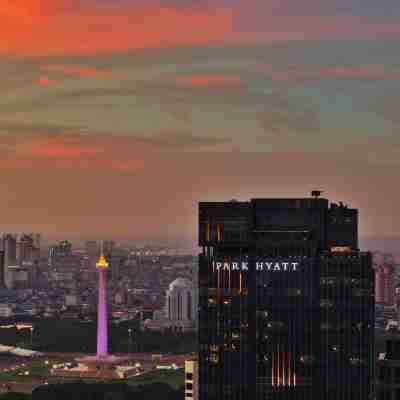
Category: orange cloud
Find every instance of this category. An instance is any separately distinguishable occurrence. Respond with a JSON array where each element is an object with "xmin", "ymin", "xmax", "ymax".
[
  {"xmin": 37, "ymin": 76, "xmax": 51, "ymax": 86},
  {"xmin": 175, "ymin": 74, "xmax": 242, "ymax": 89},
  {"xmin": 3, "ymin": 2, "xmax": 400, "ymax": 56},
  {"xmin": 257, "ymin": 63, "xmax": 400, "ymax": 82},
  {"xmin": 0, "ymin": 134, "xmax": 147, "ymax": 174},
  {"xmin": 0, "ymin": 1, "xmax": 46, "ymax": 22},
  {"xmin": 110, "ymin": 160, "xmax": 146, "ymax": 173},
  {"xmin": 1, "ymin": 2, "xmax": 233, "ymax": 56},
  {"xmin": 30, "ymin": 140, "xmax": 103, "ymax": 159},
  {"xmin": 41, "ymin": 65, "xmax": 115, "ymax": 79},
  {"xmin": 319, "ymin": 65, "xmax": 400, "ymax": 80}
]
